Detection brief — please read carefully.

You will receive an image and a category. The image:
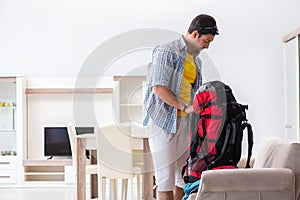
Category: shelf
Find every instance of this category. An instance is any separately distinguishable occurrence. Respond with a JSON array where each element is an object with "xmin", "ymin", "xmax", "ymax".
[
  {"xmin": 0, "ymin": 130, "xmax": 16, "ymax": 133},
  {"xmin": 283, "ymin": 27, "xmax": 300, "ymax": 42},
  {"xmin": 24, "ymin": 164, "xmax": 66, "ymax": 182},
  {"xmin": 120, "ymin": 104, "xmax": 143, "ymax": 107},
  {"xmin": 23, "ymin": 159, "xmax": 72, "ymax": 166},
  {"xmin": 25, "ymin": 88, "xmax": 113, "ymax": 94},
  {"xmin": 0, "ymin": 106, "xmax": 16, "ymax": 109},
  {"xmin": 114, "ymin": 76, "xmax": 146, "ymax": 81},
  {"xmin": 0, "ymin": 77, "xmax": 16, "ymax": 83},
  {"xmin": 114, "ymin": 75, "xmax": 145, "ymax": 126},
  {"xmin": 24, "ymin": 175, "xmax": 65, "ymax": 182},
  {"xmin": 24, "ymin": 172, "xmax": 65, "ymax": 176}
]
